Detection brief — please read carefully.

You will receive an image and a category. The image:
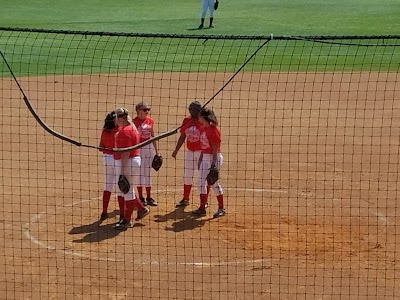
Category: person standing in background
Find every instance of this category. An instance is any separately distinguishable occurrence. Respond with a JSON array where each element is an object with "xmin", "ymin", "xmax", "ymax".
[
  {"xmin": 199, "ymin": 0, "xmax": 219, "ymax": 29},
  {"xmin": 133, "ymin": 102, "xmax": 160, "ymax": 207}
]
